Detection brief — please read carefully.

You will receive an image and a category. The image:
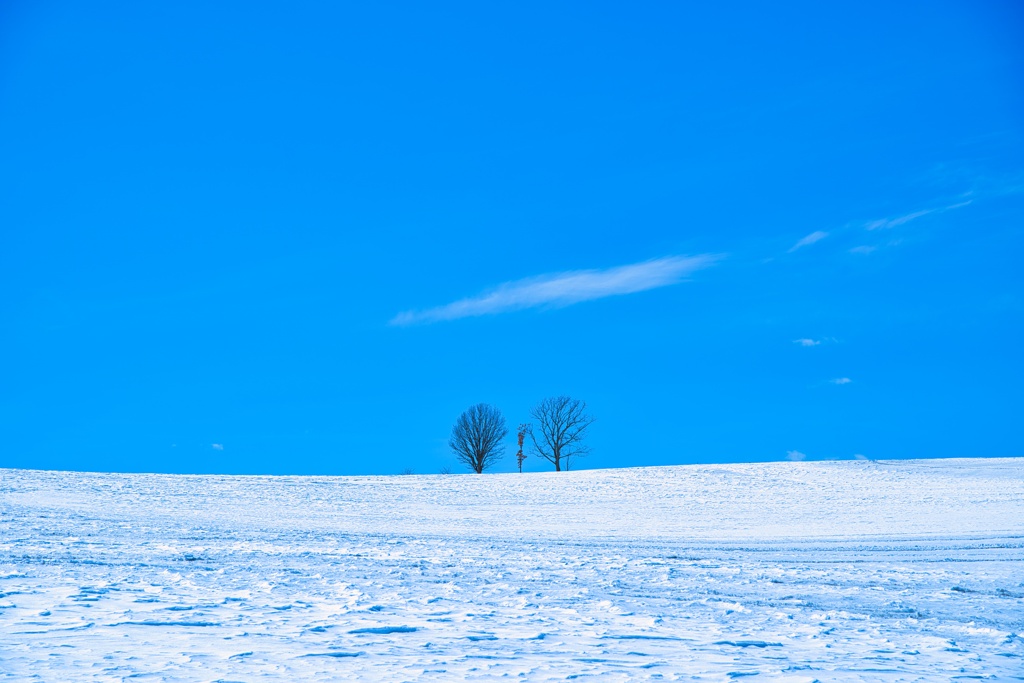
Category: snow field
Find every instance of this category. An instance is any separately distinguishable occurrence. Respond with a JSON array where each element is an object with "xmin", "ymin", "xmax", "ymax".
[{"xmin": 1, "ymin": 458, "xmax": 1022, "ymax": 681}]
